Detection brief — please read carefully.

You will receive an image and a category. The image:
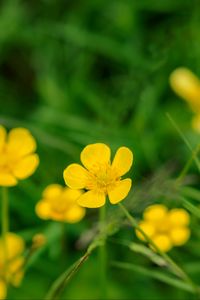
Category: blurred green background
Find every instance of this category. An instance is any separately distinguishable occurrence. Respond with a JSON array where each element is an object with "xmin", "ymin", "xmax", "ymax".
[{"xmin": 1, "ymin": 0, "xmax": 200, "ymax": 299}]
